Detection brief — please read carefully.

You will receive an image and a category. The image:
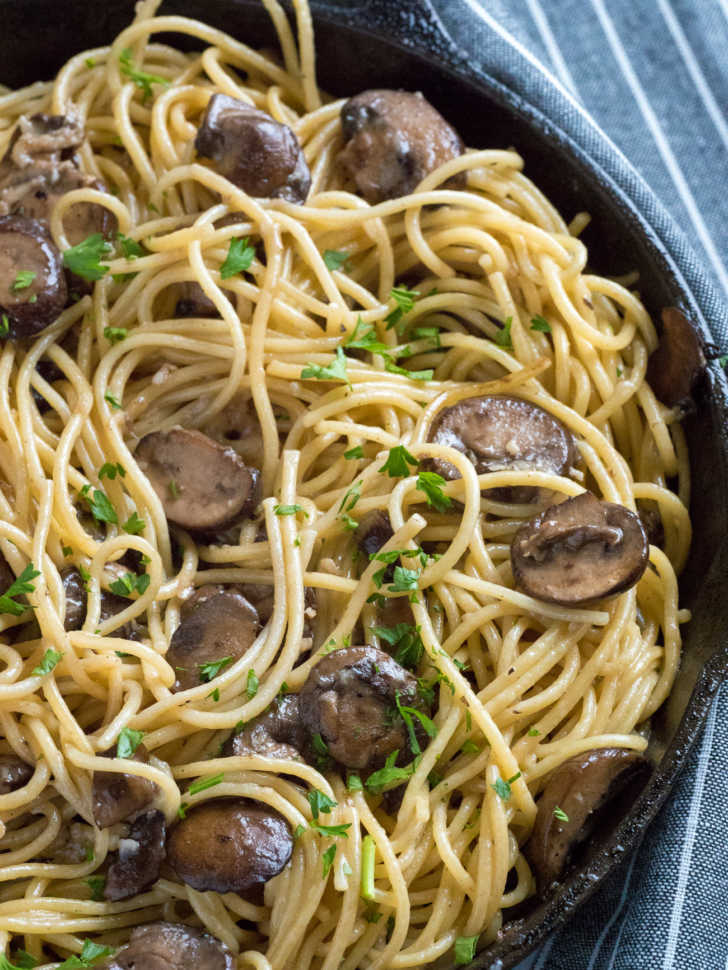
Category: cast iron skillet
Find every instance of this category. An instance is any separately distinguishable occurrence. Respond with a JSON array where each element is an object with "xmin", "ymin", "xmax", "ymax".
[{"xmin": 1, "ymin": 0, "xmax": 727, "ymax": 966}]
